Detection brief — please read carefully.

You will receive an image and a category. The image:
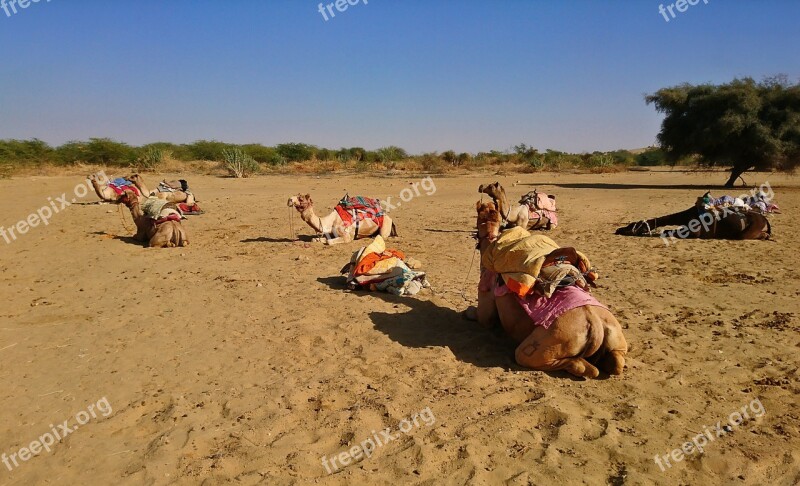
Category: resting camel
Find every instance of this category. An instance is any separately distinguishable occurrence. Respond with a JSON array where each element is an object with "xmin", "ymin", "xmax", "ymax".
[
  {"xmin": 287, "ymin": 194, "xmax": 397, "ymax": 245},
  {"xmin": 129, "ymin": 174, "xmax": 196, "ymax": 205},
  {"xmin": 615, "ymin": 197, "xmax": 771, "ymax": 240},
  {"xmin": 120, "ymin": 190, "xmax": 189, "ymax": 248},
  {"xmin": 465, "ymin": 201, "xmax": 627, "ymax": 378},
  {"xmin": 478, "ymin": 182, "xmax": 554, "ymax": 230}
]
